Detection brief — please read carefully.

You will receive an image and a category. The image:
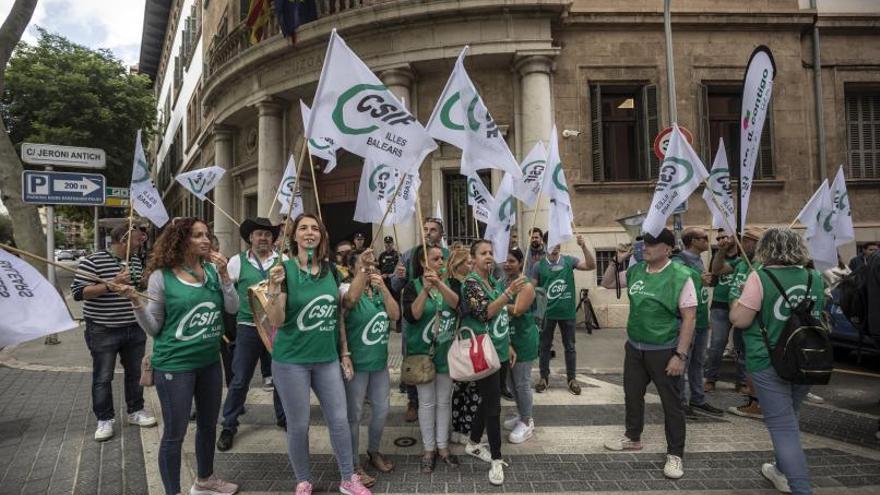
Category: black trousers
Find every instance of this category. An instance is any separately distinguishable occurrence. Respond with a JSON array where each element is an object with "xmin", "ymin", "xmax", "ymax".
[
  {"xmin": 623, "ymin": 342, "xmax": 686, "ymax": 457},
  {"xmin": 469, "ymin": 368, "xmax": 502, "ymax": 459}
]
